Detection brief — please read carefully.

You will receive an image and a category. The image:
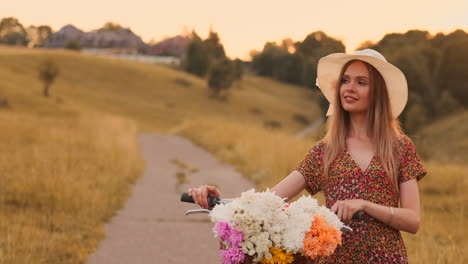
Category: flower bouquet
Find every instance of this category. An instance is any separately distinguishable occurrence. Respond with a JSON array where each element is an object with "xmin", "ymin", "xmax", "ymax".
[{"xmin": 209, "ymin": 189, "xmax": 344, "ymax": 264}]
